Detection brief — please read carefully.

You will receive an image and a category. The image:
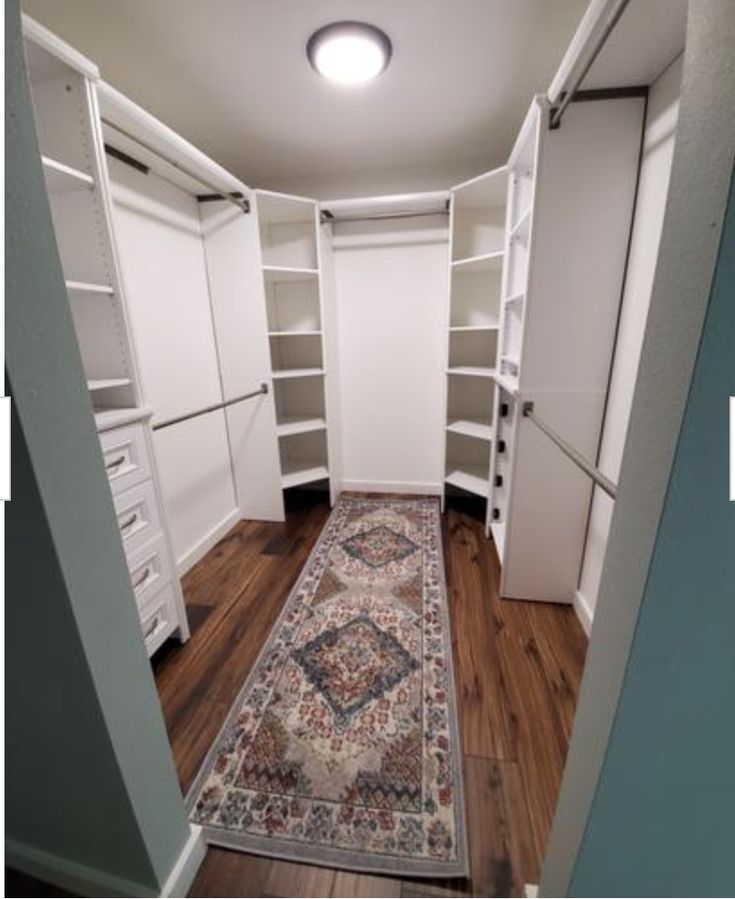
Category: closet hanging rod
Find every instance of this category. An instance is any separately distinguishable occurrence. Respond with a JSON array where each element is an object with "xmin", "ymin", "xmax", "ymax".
[
  {"xmin": 549, "ymin": 0, "xmax": 631, "ymax": 130},
  {"xmin": 100, "ymin": 117, "xmax": 250, "ymax": 214},
  {"xmin": 522, "ymin": 401, "xmax": 617, "ymax": 499},
  {"xmin": 152, "ymin": 383, "xmax": 268, "ymax": 432},
  {"xmin": 320, "ymin": 209, "xmax": 449, "ymax": 225}
]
